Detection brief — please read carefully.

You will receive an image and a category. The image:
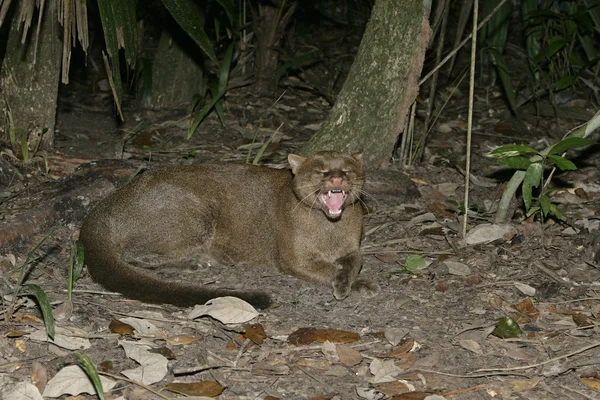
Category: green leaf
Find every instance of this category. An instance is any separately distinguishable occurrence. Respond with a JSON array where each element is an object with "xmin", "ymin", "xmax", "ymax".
[
  {"xmin": 549, "ymin": 204, "xmax": 565, "ymax": 220},
  {"xmin": 522, "ymin": 162, "xmax": 543, "ymax": 210},
  {"xmin": 486, "ymin": 145, "xmax": 539, "ymax": 158},
  {"xmin": 540, "ymin": 195, "xmax": 551, "ymax": 216},
  {"xmin": 526, "ymin": 206, "xmax": 541, "ymax": 218},
  {"xmin": 405, "ymin": 255, "xmax": 427, "ymax": 272},
  {"xmin": 160, "ymin": 0, "xmax": 217, "ymax": 64},
  {"xmin": 555, "ymin": 75, "xmax": 575, "ymax": 90},
  {"xmin": 26, "ymin": 284, "xmax": 55, "ymax": 339},
  {"xmin": 548, "ymin": 137, "xmax": 595, "ymax": 155},
  {"xmin": 215, "ymin": 0, "xmax": 235, "ymax": 25},
  {"xmin": 75, "ymin": 241, "xmax": 85, "ymax": 281},
  {"xmin": 547, "ymin": 154, "xmax": 577, "ymax": 171},
  {"xmin": 73, "ymin": 354, "xmax": 105, "ymax": 400},
  {"xmin": 493, "ymin": 317, "xmax": 522, "ymax": 338},
  {"xmin": 18, "ymin": 228, "xmax": 56, "ymax": 286},
  {"xmin": 495, "ymin": 156, "xmax": 532, "ymax": 169},
  {"xmin": 187, "ymin": 87, "xmax": 227, "ymax": 138}
]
